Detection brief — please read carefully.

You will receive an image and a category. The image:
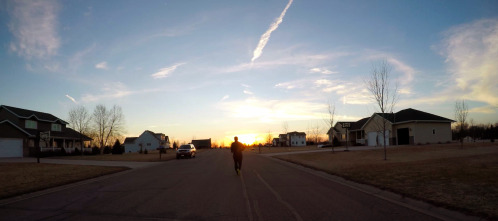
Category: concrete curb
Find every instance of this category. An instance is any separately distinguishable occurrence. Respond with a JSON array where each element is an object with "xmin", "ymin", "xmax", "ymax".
[{"xmin": 260, "ymin": 154, "xmax": 485, "ymax": 221}]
